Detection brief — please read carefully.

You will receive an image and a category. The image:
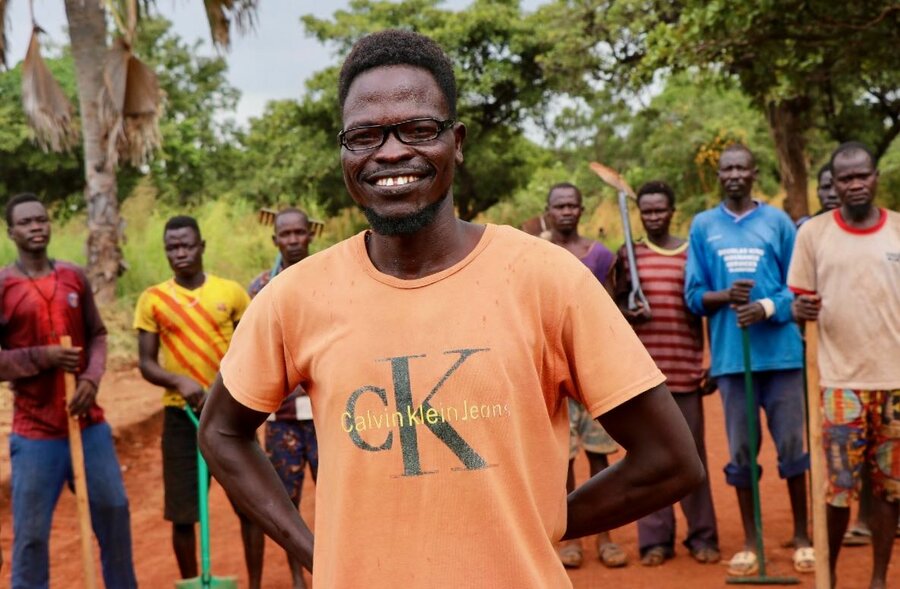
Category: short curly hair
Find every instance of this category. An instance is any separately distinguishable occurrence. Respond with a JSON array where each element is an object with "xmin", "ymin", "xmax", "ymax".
[
  {"xmin": 636, "ymin": 180, "xmax": 676, "ymax": 208},
  {"xmin": 338, "ymin": 29, "xmax": 457, "ymax": 119}
]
